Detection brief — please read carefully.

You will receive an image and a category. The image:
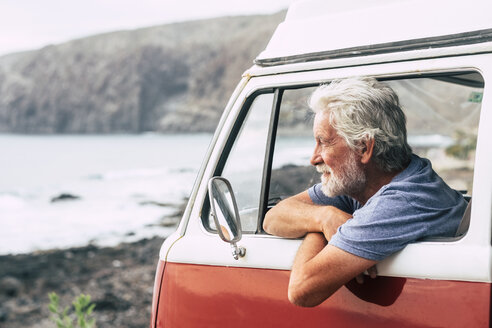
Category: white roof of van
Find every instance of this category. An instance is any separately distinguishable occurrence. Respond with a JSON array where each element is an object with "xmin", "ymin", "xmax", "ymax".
[{"xmin": 256, "ymin": 0, "xmax": 492, "ymax": 66}]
